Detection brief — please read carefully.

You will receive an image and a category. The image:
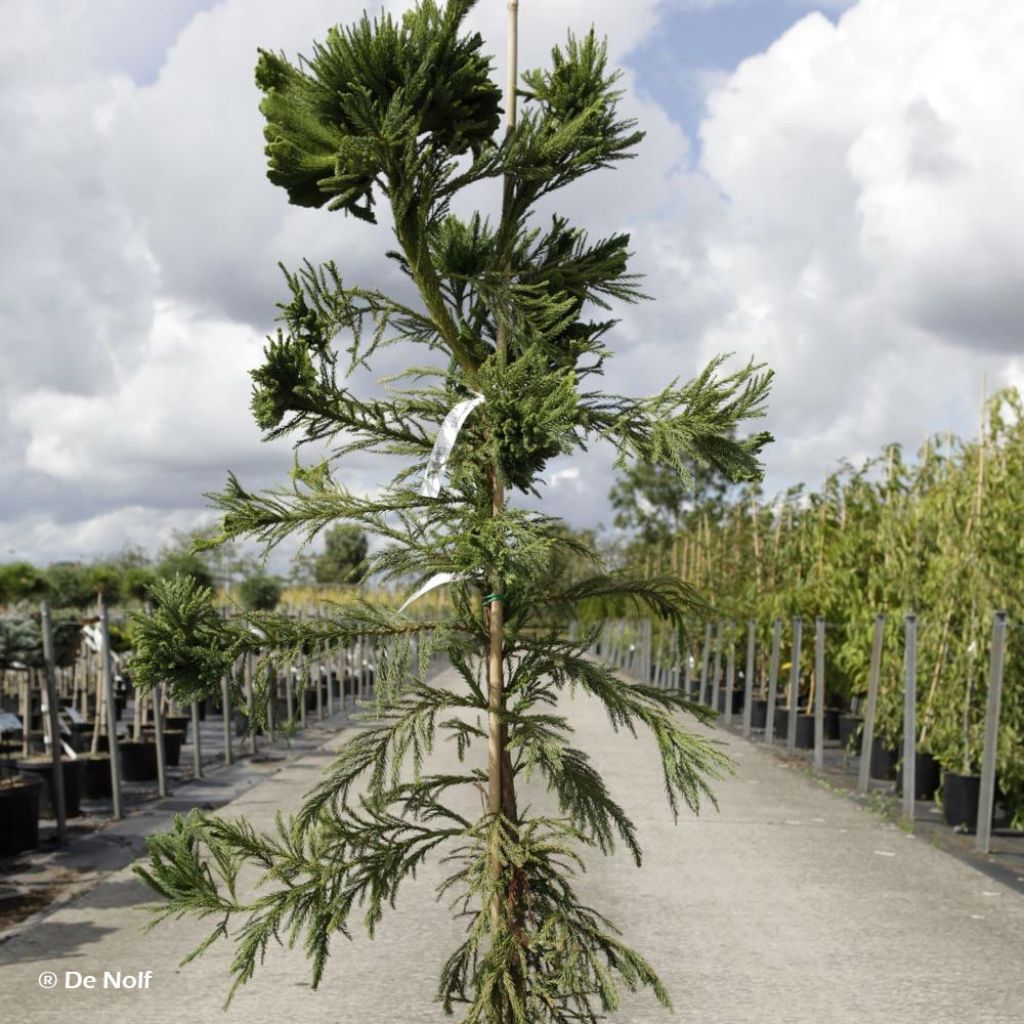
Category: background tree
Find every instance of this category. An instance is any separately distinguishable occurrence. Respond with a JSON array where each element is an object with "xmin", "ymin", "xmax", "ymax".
[
  {"xmin": 155, "ymin": 531, "xmax": 216, "ymax": 591},
  {"xmin": 130, "ymin": 4, "xmax": 772, "ymax": 1021},
  {"xmin": 0, "ymin": 562, "xmax": 49, "ymax": 606},
  {"xmin": 609, "ymin": 455, "xmax": 734, "ymax": 547},
  {"xmin": 43, "ymin": 561, "xmax": 96, "ymax": 609},
  {"xmin": 237, "ymin": 570, "xmax": 283, "ymax": 611},
  {"xmin": 303, "ymin": 523, "xmax": 369, "ymax": 584}
]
